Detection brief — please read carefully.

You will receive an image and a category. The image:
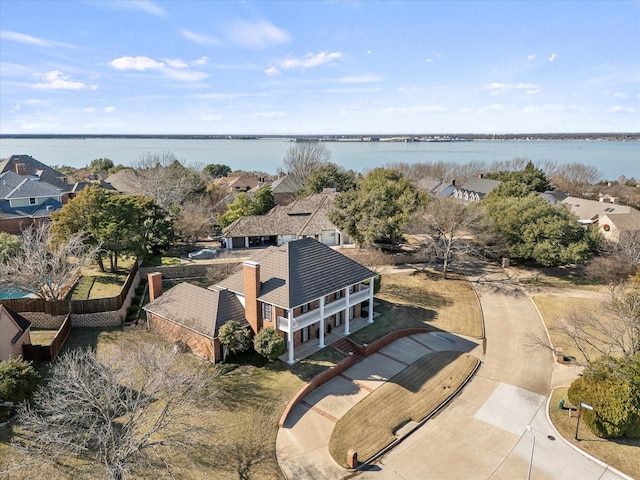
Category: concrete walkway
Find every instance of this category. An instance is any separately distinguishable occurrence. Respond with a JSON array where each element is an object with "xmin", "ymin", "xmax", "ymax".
[{"xmin": 276, "ymin": 331, "xmax": 481, "ymax": 479}]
